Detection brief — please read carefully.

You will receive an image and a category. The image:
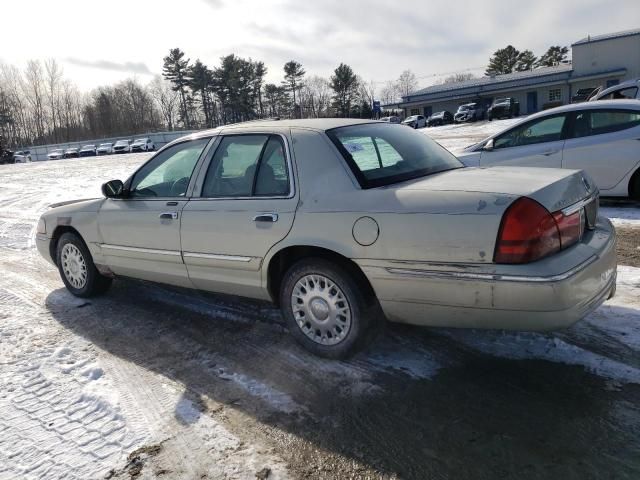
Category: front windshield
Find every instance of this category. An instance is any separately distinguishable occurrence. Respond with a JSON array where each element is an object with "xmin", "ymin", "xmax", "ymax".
[
  {"xmin": 99, "ymin": 143, "xmax": 111, "ymax": 147},
  {"xmin": 327, "ymin": 123, "xmax": 462, "ymax": 188},
  {"xmin": 82, "ymin": 145, "xmax": 94, "ymax": 149},
  {"xmin": 458, "ymin": 105, "xmax": 472, "ymax": 112},
  {"xmin": 494, "ymin": 98, "xmax": 509, "ymax": 104},
  {"xmin": 115, "ymin": 141, "xmax": 128, "ymax": 146}
]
